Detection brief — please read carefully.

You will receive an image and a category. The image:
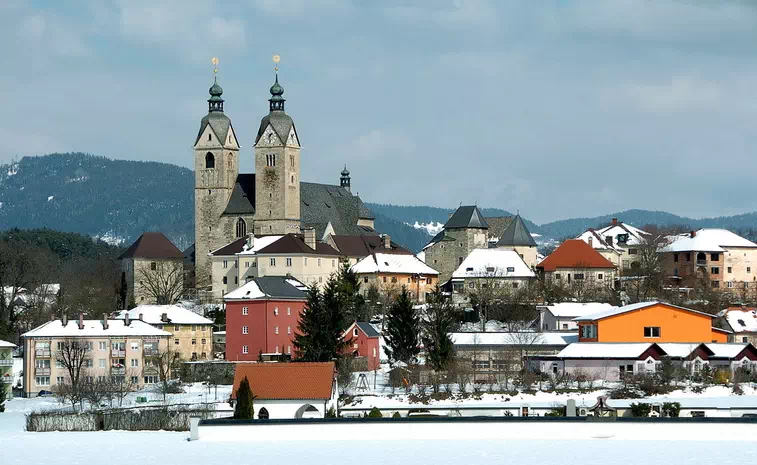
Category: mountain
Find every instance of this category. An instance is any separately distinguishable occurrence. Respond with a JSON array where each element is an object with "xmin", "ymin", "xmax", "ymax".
[{"xmin": 3, "ymin": 153, "xmax": 757, "ymax": 254}]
